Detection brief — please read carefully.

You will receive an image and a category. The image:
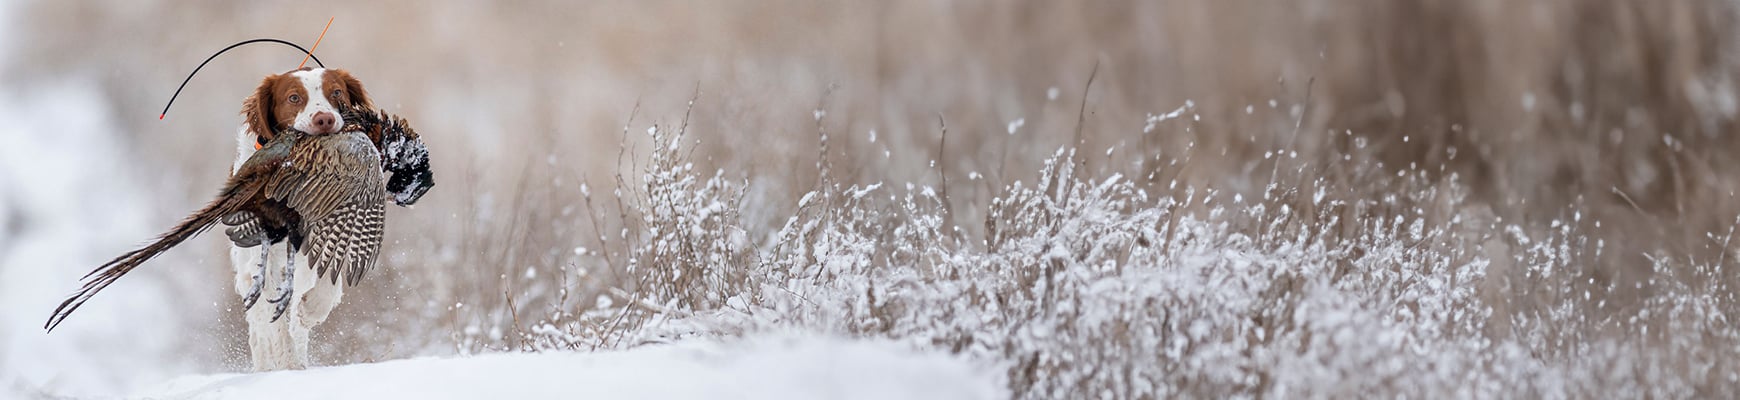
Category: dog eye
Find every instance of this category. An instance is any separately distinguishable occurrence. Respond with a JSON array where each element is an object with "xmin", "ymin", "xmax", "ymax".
[
  {"xmin": 331, "ymin": 89, "xmax": 344, "ymax": 98},
  {"xmin": 287, "ymin": 94, "xmax": 302, "ymax": 104}
]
